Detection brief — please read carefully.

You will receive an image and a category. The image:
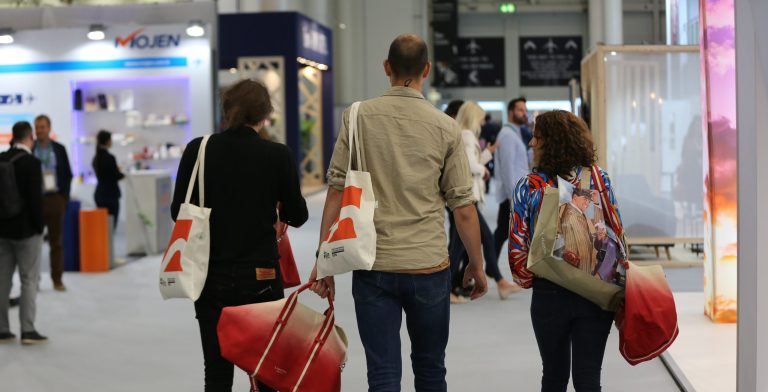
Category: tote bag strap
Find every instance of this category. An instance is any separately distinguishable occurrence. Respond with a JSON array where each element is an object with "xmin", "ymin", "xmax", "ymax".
[
  {"xmin": 184, "ymin": 135, "xmax": 212, "ymax": 206},
  {"xmin": 591, "ymin": 165, "xmax": 629, "ymax": 263},
  {"xmin": 346, "ymin": 102, "xmax": 362, "ymax": 172},
  {"xmin": 578, "ymin": 167, "xmax": 591, "ymax": 190}
]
